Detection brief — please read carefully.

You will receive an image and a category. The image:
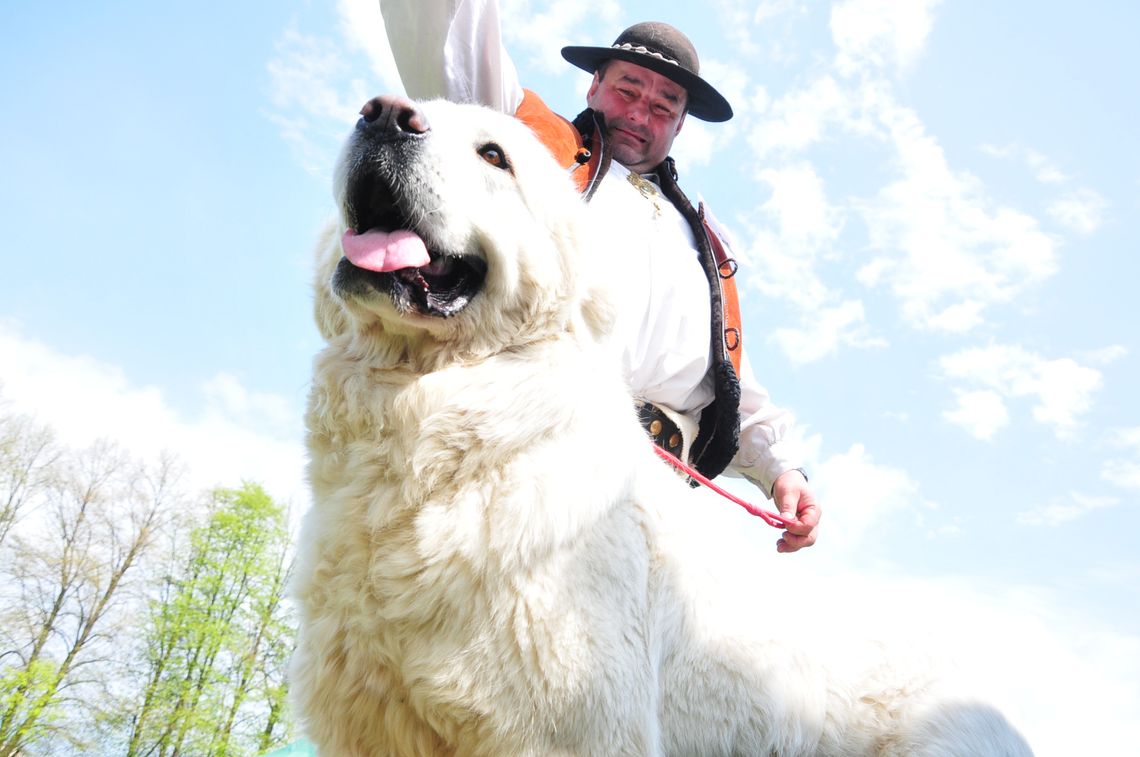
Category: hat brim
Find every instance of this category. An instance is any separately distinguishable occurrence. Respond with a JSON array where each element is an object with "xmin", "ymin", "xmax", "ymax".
[{"xmin": 561, "ymin": 45, "xmax": 733, "ymax": 122}]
